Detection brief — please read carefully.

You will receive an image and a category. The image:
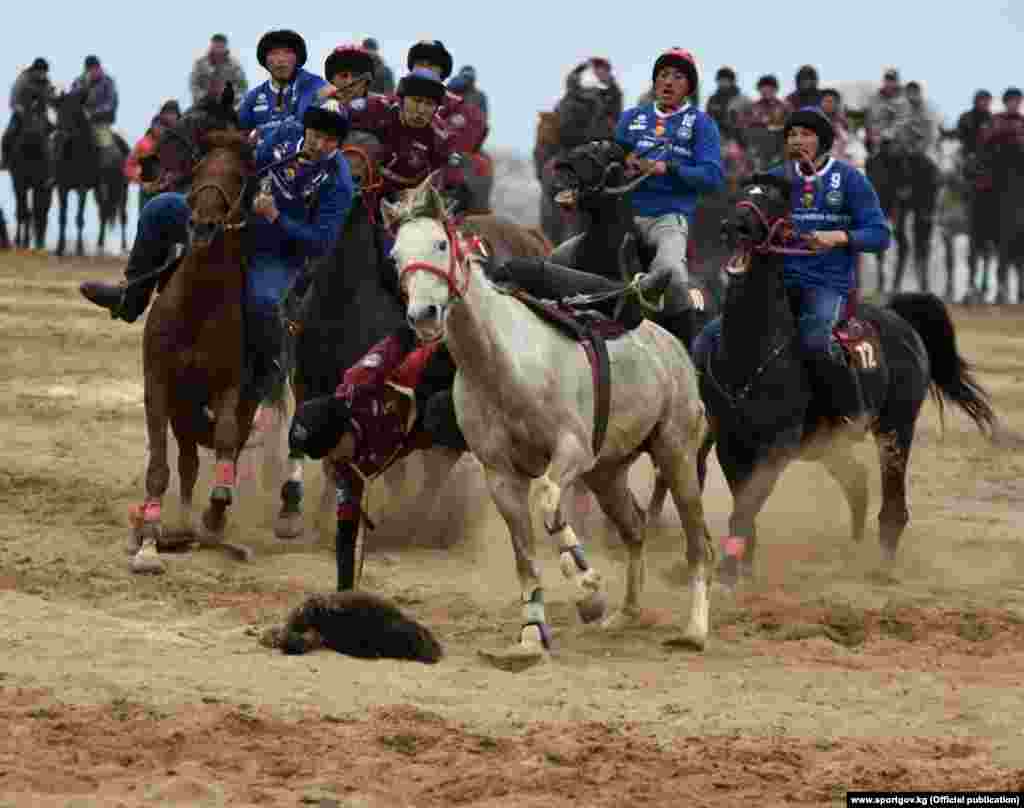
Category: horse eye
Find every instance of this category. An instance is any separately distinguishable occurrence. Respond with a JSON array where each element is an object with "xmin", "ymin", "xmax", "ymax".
[{"xmin": 436, "ymin": 240, "xmax": 448, "ymax": 252}]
